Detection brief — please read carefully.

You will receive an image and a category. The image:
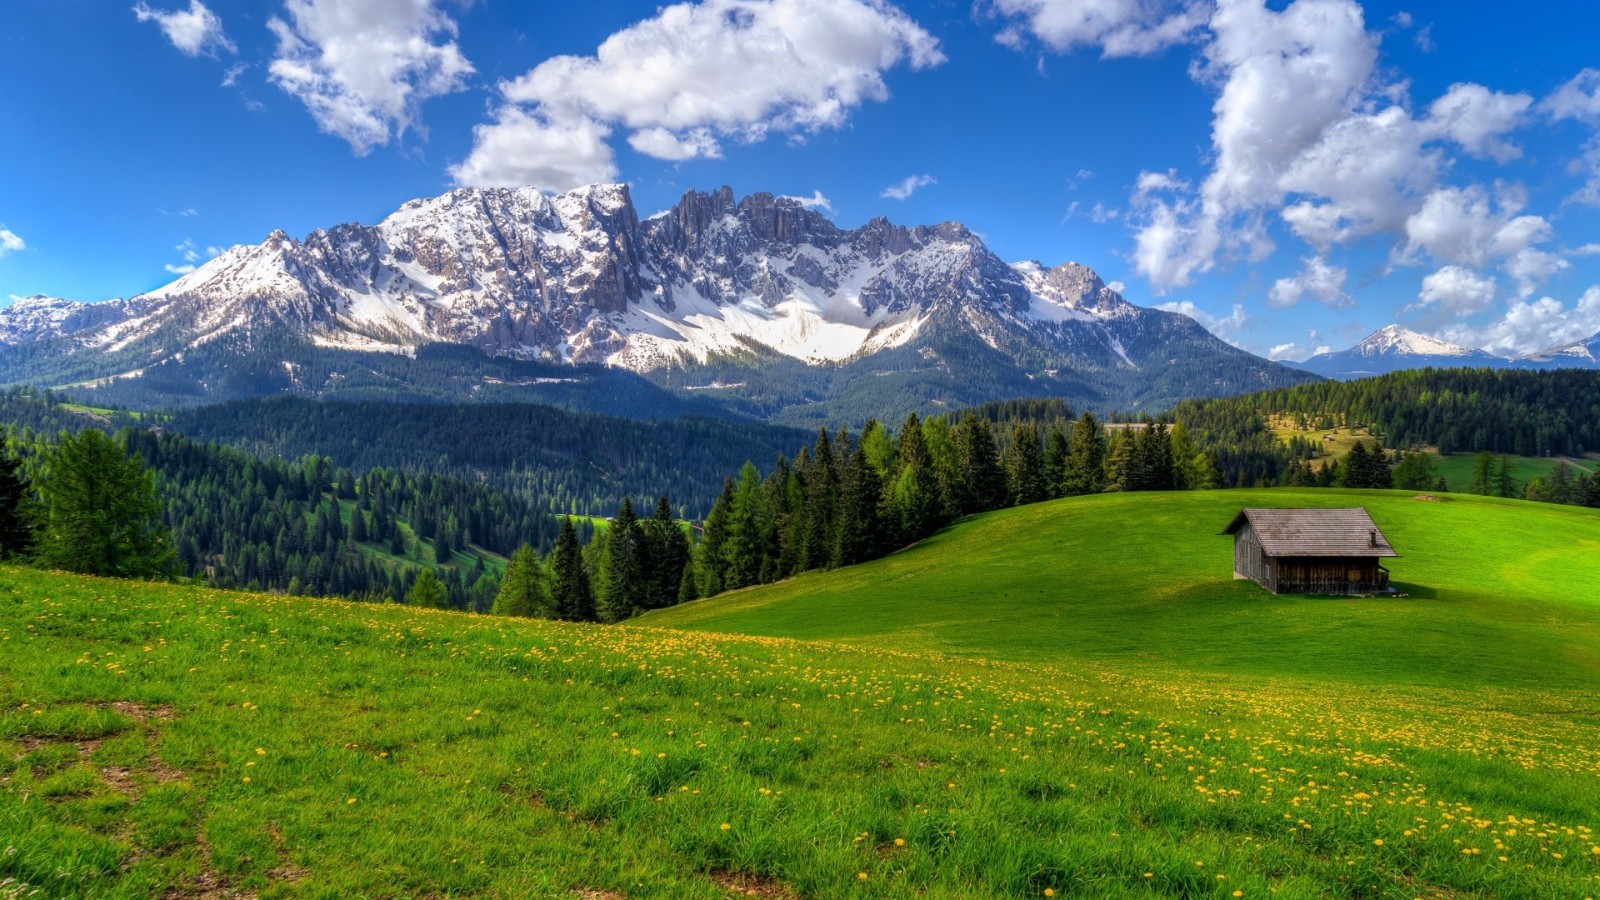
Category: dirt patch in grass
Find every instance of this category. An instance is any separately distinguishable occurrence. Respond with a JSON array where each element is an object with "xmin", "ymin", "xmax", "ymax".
[{"xmin": 709, "ymin": 870, "xmax": 800, "ymax": 899}]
